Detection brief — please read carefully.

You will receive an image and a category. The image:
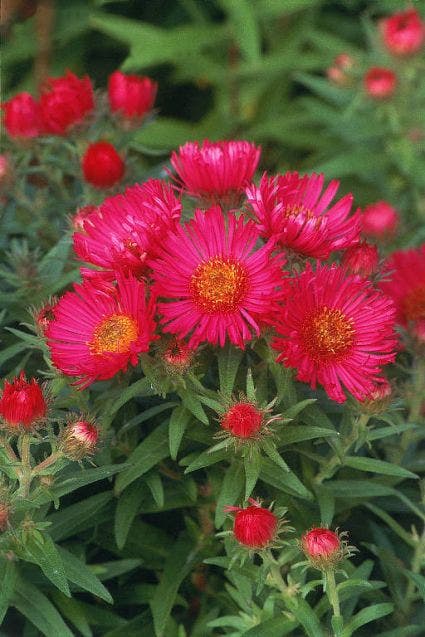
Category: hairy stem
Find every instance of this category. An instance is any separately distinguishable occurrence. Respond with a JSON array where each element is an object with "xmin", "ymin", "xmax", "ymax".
[{"xmin": 325, "ymin": 569, "xmax": 343, "ymax": 637}]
